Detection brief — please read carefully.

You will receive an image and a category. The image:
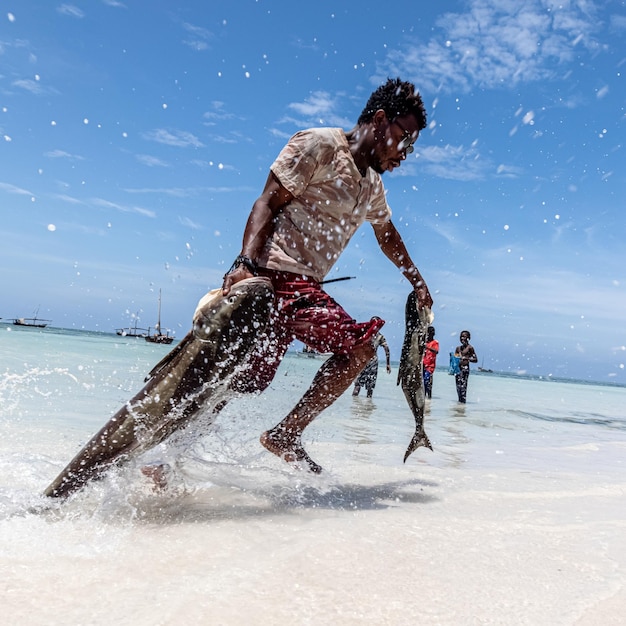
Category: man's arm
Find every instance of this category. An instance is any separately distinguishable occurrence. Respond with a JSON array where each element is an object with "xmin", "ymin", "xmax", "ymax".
[
  {"xmin": 371, "ymin": 220, "xmax": 433, "ymax": 309},
  {"xmin": 468, "ymin": 347, "xmax": 478, "ymax": 363},
  {"xmin": 222, "ymin": 172, "xmax": 294, "ymax": 294},
  {"xmin": 381, "ymin": 339, "xmax": 391, "ymax": 373}
]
